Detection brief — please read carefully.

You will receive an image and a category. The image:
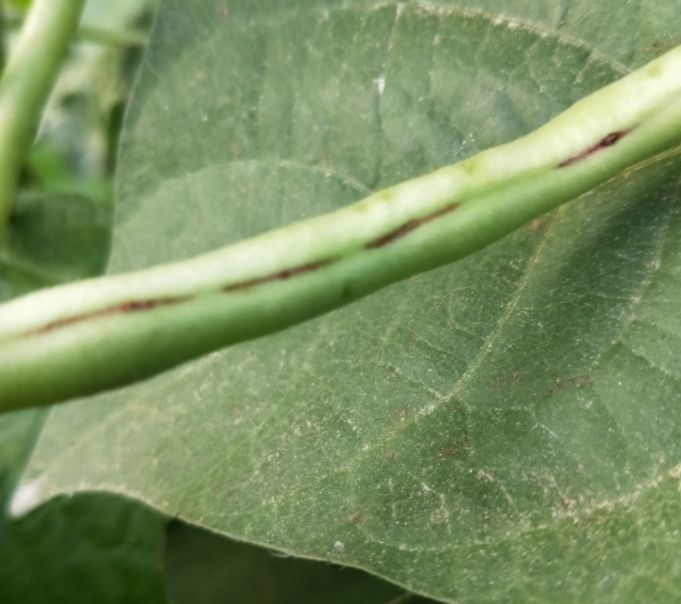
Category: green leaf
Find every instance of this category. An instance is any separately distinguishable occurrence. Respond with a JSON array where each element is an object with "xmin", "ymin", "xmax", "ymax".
[
  {"xmin": 0, "ymin": 192, "xmax": 167, "ymax": 604},
  {"xmin": 0, "ymin": 191, "xmax": 110, "ymax": 296},
  {"xmin": 166, "ymin": 521, "xmax": 435, "ymax": 604},
  {"xmin": 5, "ymin": 0, "xmax": 32, "ymax": 12},
  {"xmin": 0, "ymin": 492, "xmax": 168, "ymax": 604},
  {"xmin": 17, "ymin": 1, "xmax": 681, "ymax": 602}
]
